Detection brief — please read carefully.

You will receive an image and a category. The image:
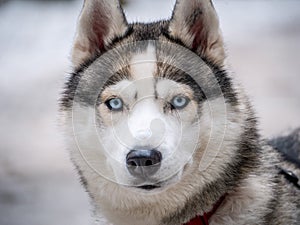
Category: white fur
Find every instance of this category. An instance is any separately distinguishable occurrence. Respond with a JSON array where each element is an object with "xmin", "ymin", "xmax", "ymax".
[
  {"xmin": 130, "ymin": 44, "xmax": 157, "ymax": 80},
  {"xmin": 127, "ymin": 44, "xmax": 160, "ymax": 142}
]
